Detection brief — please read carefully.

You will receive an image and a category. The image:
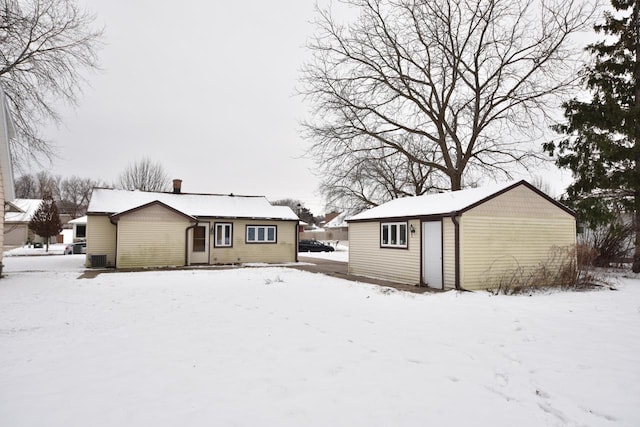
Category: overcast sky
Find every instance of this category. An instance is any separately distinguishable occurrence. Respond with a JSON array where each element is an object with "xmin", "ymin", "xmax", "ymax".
[
  {"xmin": 34, "ymin": 0, "xmax": 578, "ymax": 215},
  {"xmin": 37, "ymin": 0, "xmax": 331, "ymax": 213}
]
